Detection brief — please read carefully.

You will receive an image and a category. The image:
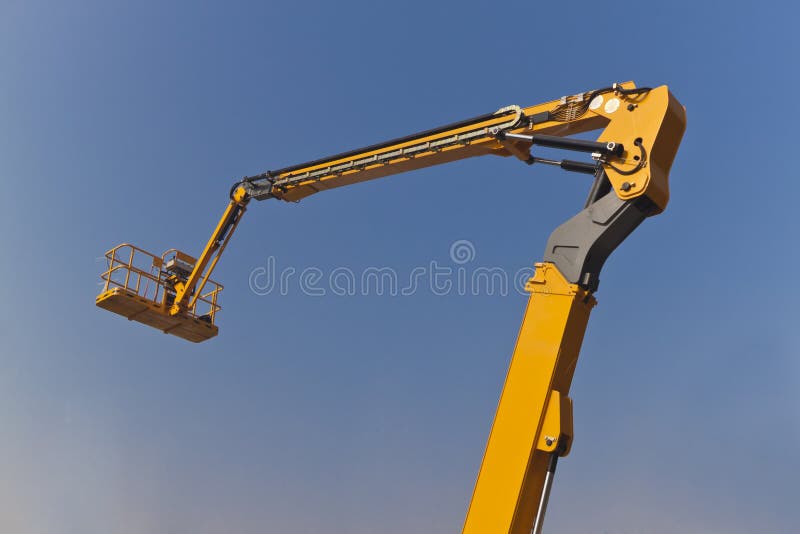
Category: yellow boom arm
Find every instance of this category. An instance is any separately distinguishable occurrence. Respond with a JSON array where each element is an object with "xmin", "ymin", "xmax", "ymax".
[
  {"xmin": 95, "ymin": 81, "xmax": 685, "ymax": 532},
  {"xmin": 244, "ymin": 81, "xmax": 681, "ymax": 209}
]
